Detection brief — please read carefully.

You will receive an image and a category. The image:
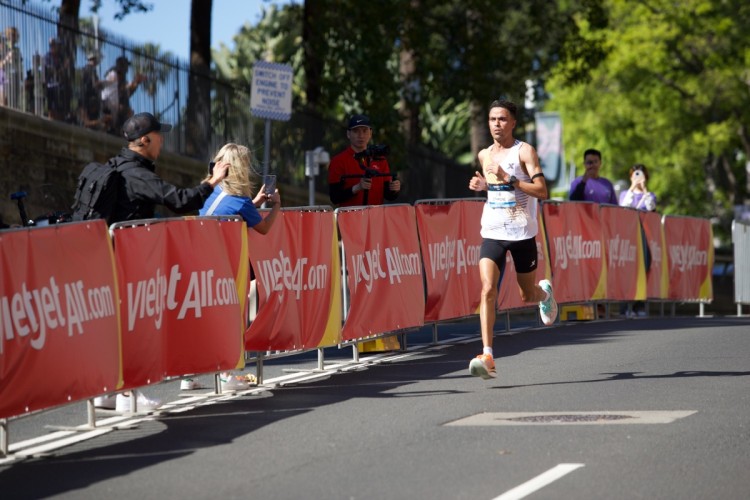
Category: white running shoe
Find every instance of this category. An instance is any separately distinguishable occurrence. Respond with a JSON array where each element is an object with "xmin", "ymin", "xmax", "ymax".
[
  {"xmin": 93, "ymin": 394, "xmax": 116, "ymax": 409},
  {"xmin": 220, "ymin": 374, "xmax": 250, "ymax": 392},
  {"xmin": 180, "ymin": 378, "xmax": 206, "ymax": 390},
  {"xmin": 538, "ymin": 279, "xmax": 558, "ymax": 326},
  {"xmin": 115, "ymin": 392, "xmax": 162, "ymax": 412}
]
